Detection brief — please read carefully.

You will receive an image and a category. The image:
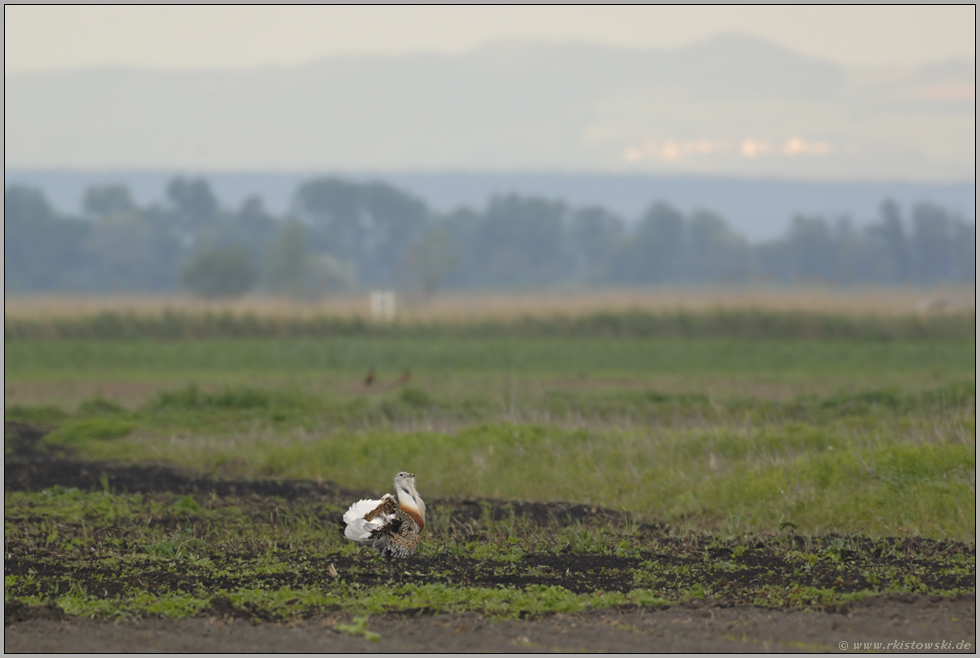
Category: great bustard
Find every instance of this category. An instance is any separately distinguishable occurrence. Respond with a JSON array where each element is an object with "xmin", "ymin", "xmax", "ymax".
[{"xmin": 343, "ymin": 472, "xmax": 426, "ymax": 575}]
